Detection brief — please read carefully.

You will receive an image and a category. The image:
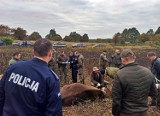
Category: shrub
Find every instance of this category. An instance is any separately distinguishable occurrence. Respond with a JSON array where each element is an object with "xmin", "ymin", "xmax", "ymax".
[{"xmin": 0, "ymin": 36, "xmax": 14, "ymax": 45}]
